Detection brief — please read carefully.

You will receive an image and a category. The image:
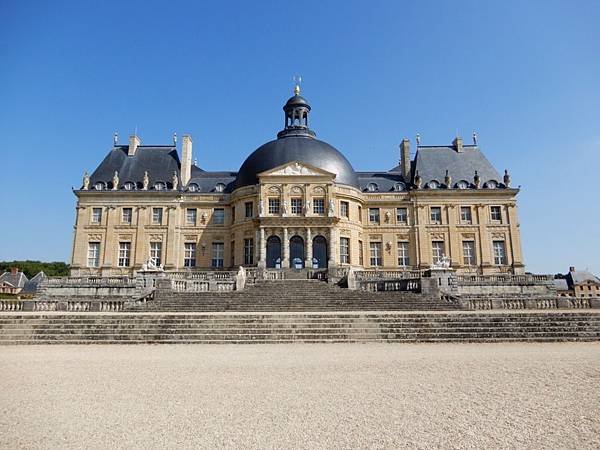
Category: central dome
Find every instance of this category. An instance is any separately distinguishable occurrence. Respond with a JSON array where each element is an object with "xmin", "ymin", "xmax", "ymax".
[{"xmin": 235, "ymin": 90, "xmax": 358, "ymax": 189}]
